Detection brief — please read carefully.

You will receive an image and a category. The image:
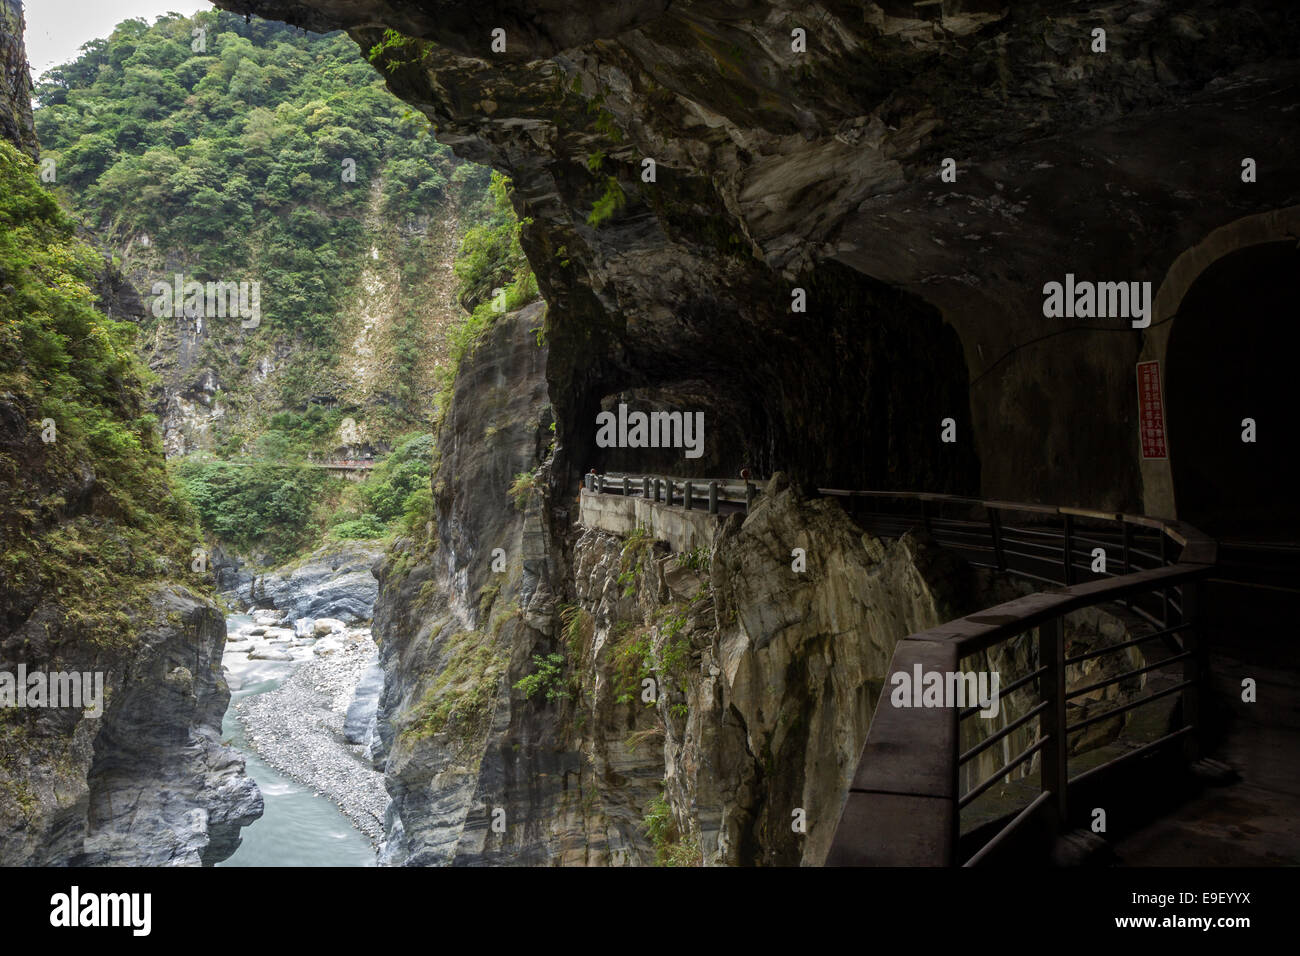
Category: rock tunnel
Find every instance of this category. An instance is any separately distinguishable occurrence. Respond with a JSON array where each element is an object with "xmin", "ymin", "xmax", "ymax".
[{"xmin": 1166, "ymin": 239, "xmax": 1300, "ymax": 539}]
